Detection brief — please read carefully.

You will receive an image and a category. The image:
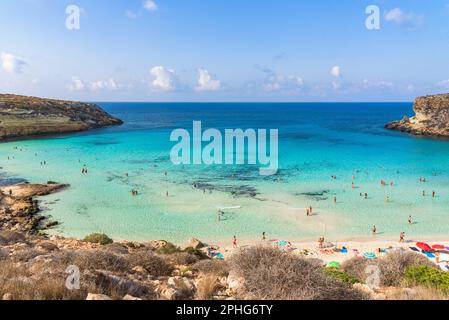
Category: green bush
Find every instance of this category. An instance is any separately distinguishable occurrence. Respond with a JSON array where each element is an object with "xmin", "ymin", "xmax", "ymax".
[
  {"xmin": 405, "ymin": 266, "xmax": 449, "ymax": 292},
  {"xmin": 83, "ymin": 233, "xmax": 113, "ymax": 245},
  {"xmin": 324, "ymin": 268, "xmax": 360, "ymax": 285},
  {"xmin": 155, "ymin": 242, "xmax": 181, "ymax": 254}
]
